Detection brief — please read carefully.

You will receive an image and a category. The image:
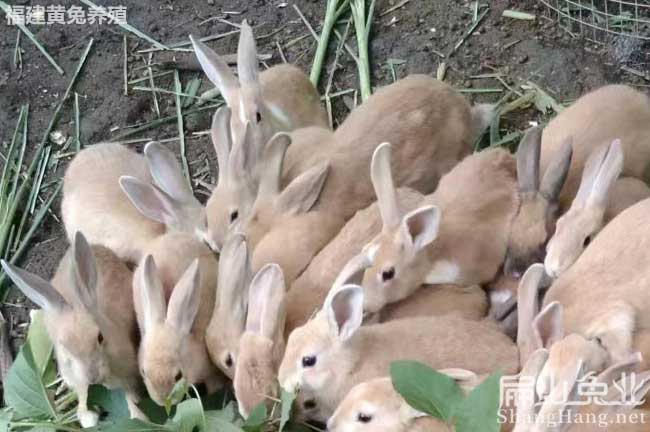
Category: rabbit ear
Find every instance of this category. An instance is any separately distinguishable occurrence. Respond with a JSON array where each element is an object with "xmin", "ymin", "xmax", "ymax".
[
  {"xmin": 608, "ymin": 369, "xmax": 650, "ymax": 409},
  {"xmin": 190, "ymin": 34, "xmax": 239, "ymax": 106},
  {"xmin": 332, "ymin": 253, "xmax": 373, "ymax": 292},
  {"xmin": 1, "ymin": 260, "xmax": 68, "ymax": 312},
  {"xmin": 371, "ymin": 143, "xmax": 400, "ymax": 229},
  {"xmin": 596, "ymin": 351, "xmax": 643, "ymax": 385},
  {"xmin": 120, "ymin": 176, "xmax": 179, "ymax": 226},
  {"xmin": 228, "ymin": 121, "xmax": 255, "ymax": 178},
  {"xmin": 400, "ymin": 205, "xmax": 441, "ymax": 251},
  {"xmin": 575, "ymin": 139, "xmax": 624, "ymax": 207},
  {"xmin": 71, "ymin": 232, "xmax": 98, "ymax": 313},
  {"xmin": 140, "ymin": 255, "xmax": 167, "ymax": 333},
  {"xmin": 514, "ymin": 348, "xmax": 549, "ymax": 431},
  {"xmin": 536, "ymin": 359, "xmax": 584, "ymax": 428},
  {"xmin": 276, "ymin": 161, "xmax": 330, "ymax": 216},
  {"xmin": 517, "ymin": 264, "xmax": 545, "ymax": 362},
  {"xmin": 326, "ymin": 284, "xmax": 364, "ymax": 342},
  {"xmin": 237, "ymin": 20, "xmax": 259, "ymax": 85},
  {"xmin": 516, "ymin": 127, "xmax": 542, "ymax": 193},
  {"xmin": 533, "ymin": 301, "xmax": 565, "ymax": 350},
  {"xmin": 257, "ymin": 133, "xmax": 291, "ymax": 199},
  {"xmin": 212, "ymin": 107, "xmax": 233, "ymax": 183},
  {"xmin": 540, "ymin": 137, "xmax": 573, "ymax": 201},
  {"xmin": 166, "ymin": 259, "xmax": 202, "ymax": 336},
  {"xmin": 245, "ymin": 264, "xmax": 286, "ymax": 339},
  {"xmin": 145, "ymin": 142, "xmax": 194, "ymax": 204},
  {"xmin": 218, "ymin": 233, "xmax": 251, "ymax": 317}
]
